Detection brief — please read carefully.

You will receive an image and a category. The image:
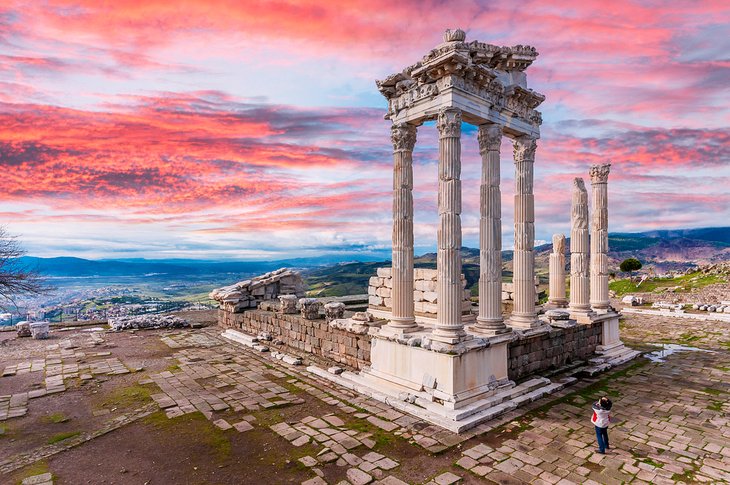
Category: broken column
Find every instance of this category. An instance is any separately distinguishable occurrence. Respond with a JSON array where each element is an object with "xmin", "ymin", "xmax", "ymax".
[
  {"xmin": 278, "ymin": 294, "xmax": 298, "ymax": 314},
  {"xmin": 324, "ymin": 302, "xmax": 346, "ymax": 322},
  {"xmin": 547, "ymin": 233, "xmax": 568, "ymax": 308},
  {"xmin": 569, "ymin": 178, "xmax": 592, "ymax": 321},
  {"xmin": 590, "ymin": 163, "xmax": 611, "ymax": 312},
  {"xmin": 299, "ymin": 298, "xmax": 321, "ymax": 320}
]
